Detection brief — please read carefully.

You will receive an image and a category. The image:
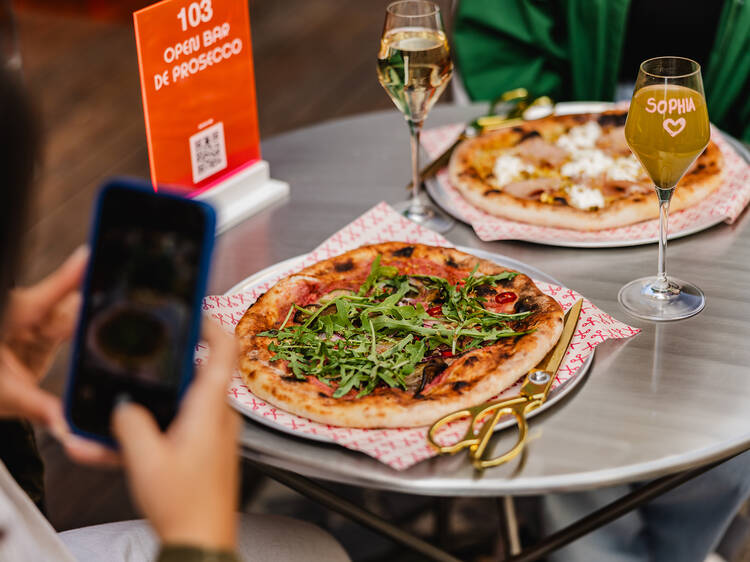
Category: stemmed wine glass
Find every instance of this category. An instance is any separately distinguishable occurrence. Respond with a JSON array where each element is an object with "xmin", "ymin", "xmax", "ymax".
[
  {"xmin": 618, "ymin": 57, "xmax": 711, "ymax": 321},
  {"xmin": 377, "ymin": 0, "xmax": 455, "ymax": 233}
]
